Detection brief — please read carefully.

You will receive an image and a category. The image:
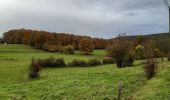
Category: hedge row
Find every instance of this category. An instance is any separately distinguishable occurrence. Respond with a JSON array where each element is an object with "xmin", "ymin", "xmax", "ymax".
[
  {"xmin": 28, "ymin": 57, "xmax": 114, "ymax": 79},
  {"xmin": 30, "ymin": 57, "xmax": 115, "ymax": 68}
]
